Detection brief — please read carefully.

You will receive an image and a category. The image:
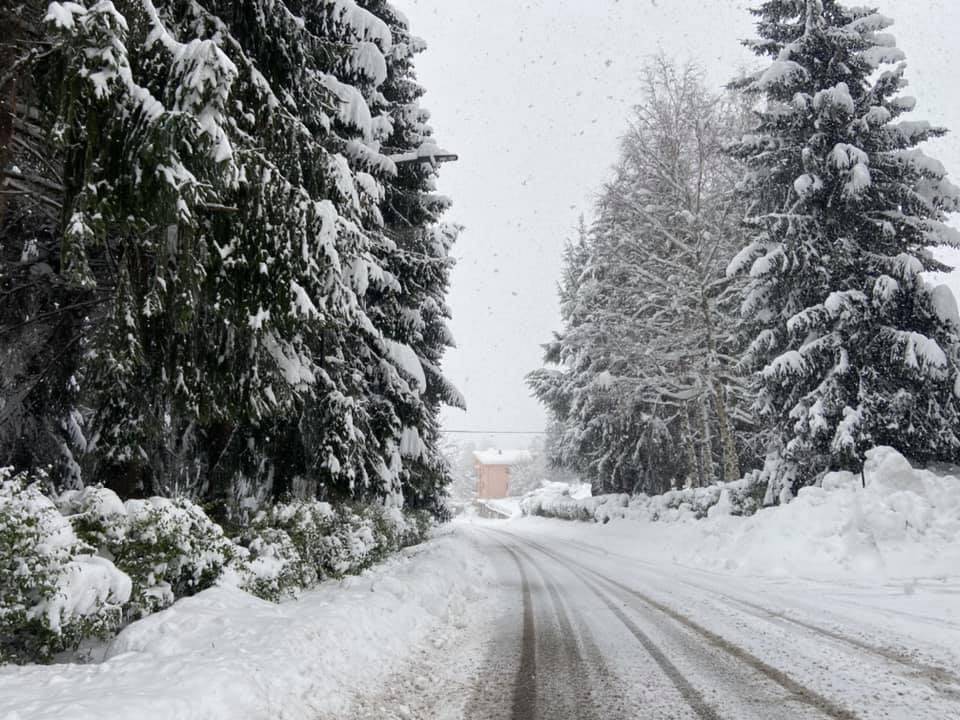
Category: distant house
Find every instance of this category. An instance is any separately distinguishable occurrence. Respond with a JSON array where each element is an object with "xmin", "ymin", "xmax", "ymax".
[{"xmin": 473, "ymin": 449, "xmax": 533, "ymax": 499}]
